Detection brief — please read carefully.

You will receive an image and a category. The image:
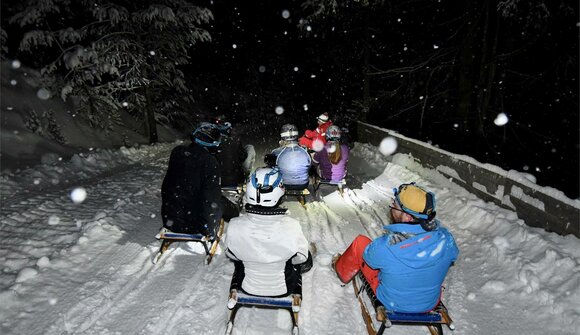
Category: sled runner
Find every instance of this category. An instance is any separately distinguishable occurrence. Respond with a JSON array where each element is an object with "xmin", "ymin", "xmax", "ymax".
[
  {"xmin": 225, "ymin": 290, "xmax": 302, "ymax": 335},
  {"xmin": 284, "ymin": 188, "xmax": 310, "ymax": 209},
  {"xmin": 352, "ymin": 272, "xmax": 455, "ymax": 335},
  {"xmin": 313, "ymin": 178, "xmax": 347, "ymax": 196},
  {"xmin": 153, "ymin": 218, "xmax": 225, "ymax": 265}
]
